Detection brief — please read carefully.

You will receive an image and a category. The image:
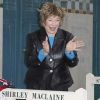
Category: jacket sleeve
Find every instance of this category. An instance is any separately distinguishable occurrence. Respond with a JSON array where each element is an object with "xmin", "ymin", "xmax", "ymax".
[
  {"xmin": 65, "ymin": 31, "xmax": 79, "ymax": 67},
  {"xmin": 65, "ymin": 51, "xmax": 79, "ymax": 67},
  {"xmin": 24, "ymin": 33, "xmax": 40, "ymax": 68}
]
